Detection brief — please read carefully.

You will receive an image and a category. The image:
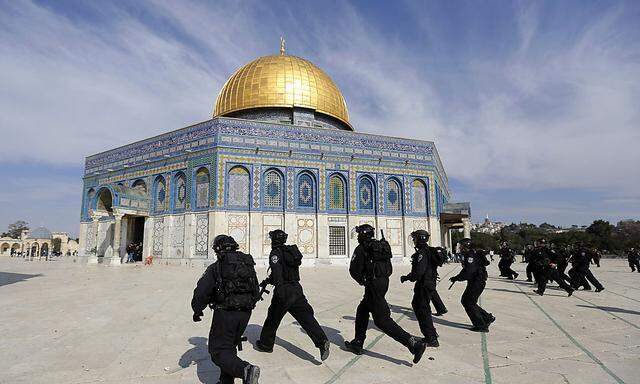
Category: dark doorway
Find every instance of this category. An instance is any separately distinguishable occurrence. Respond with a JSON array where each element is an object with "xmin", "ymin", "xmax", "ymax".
[{"xmin": 126, "ymin": 216, "xmax": 146, "ymax": 262}]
